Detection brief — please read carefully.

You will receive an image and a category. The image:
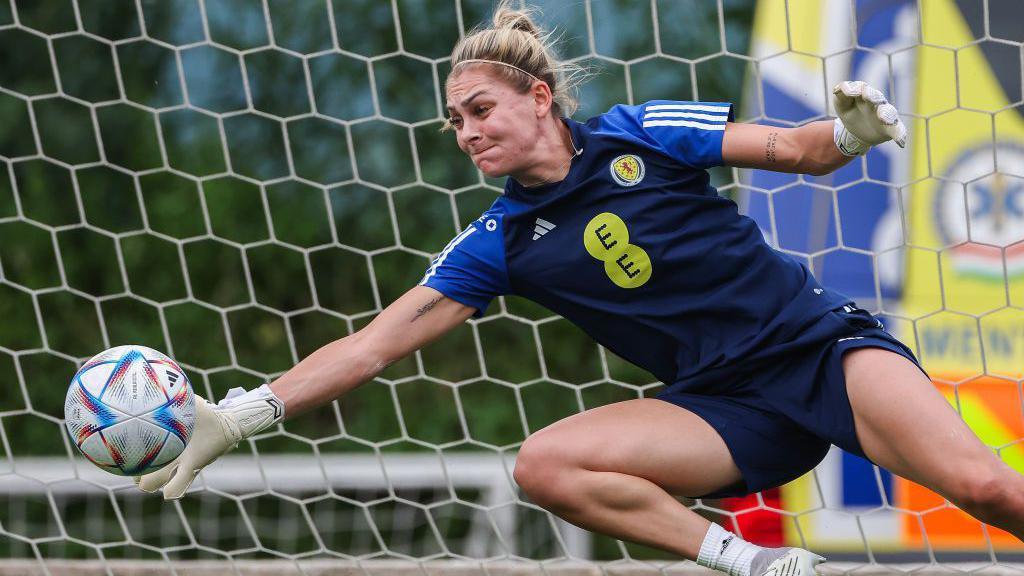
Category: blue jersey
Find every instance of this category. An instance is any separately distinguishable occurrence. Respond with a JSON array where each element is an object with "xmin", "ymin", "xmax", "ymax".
[{"xmin": 420, "ymin": 101, "xmax": 854, "ymax": 389}]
